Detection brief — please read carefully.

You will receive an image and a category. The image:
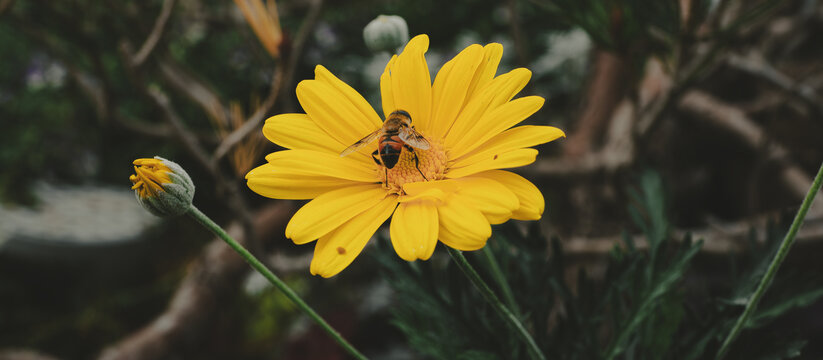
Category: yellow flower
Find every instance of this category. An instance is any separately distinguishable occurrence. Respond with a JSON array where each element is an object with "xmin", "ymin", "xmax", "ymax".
[
  {"xmin": 130, "ymin": 157, "xmax": 195, "ymax": 217},
  {"xmin": 246, "ymin": 35, "xmax": 564, "ymax": 277}
]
